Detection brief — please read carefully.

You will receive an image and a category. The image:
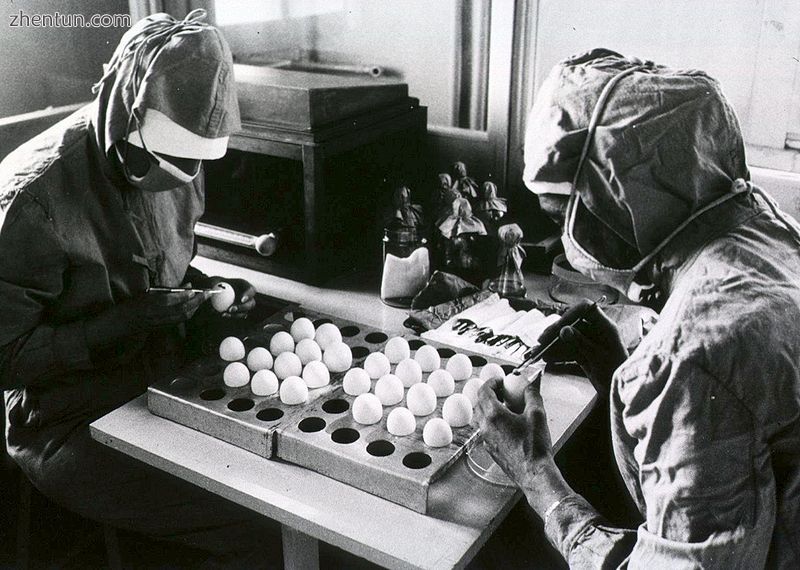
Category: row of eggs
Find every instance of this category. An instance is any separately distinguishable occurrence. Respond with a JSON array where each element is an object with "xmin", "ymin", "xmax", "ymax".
[{"xmin": 215, "ymin": 320, "xmax": 530, "ymax": 446}]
